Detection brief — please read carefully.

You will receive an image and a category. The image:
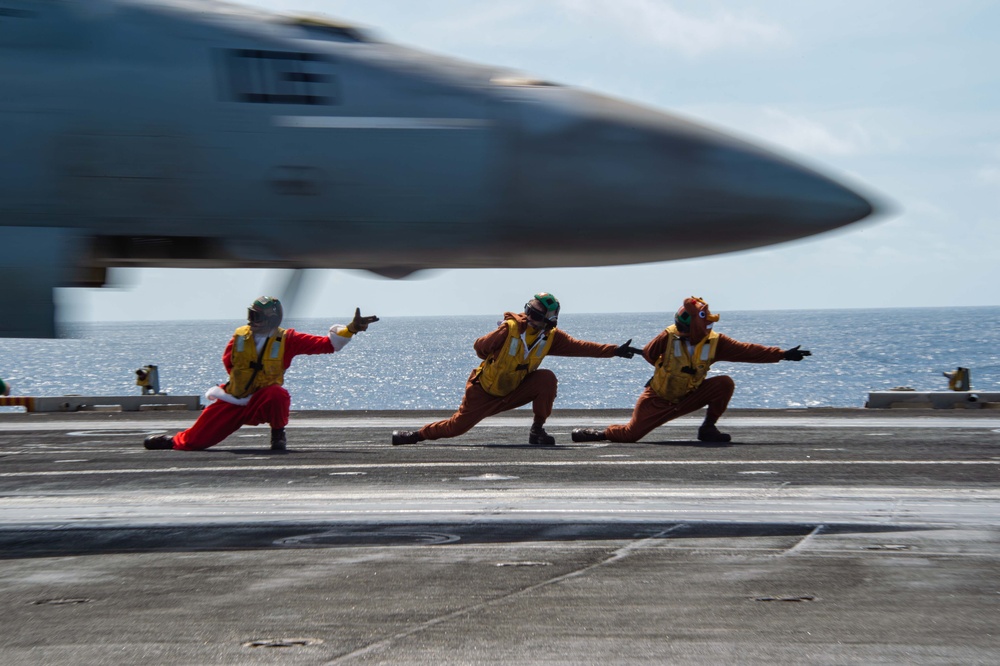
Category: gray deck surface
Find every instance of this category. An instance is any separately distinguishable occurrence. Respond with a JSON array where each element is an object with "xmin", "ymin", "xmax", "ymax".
[{"xmin": 1, "ymin": 408, "xmax": 998, "ymax": 665}]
